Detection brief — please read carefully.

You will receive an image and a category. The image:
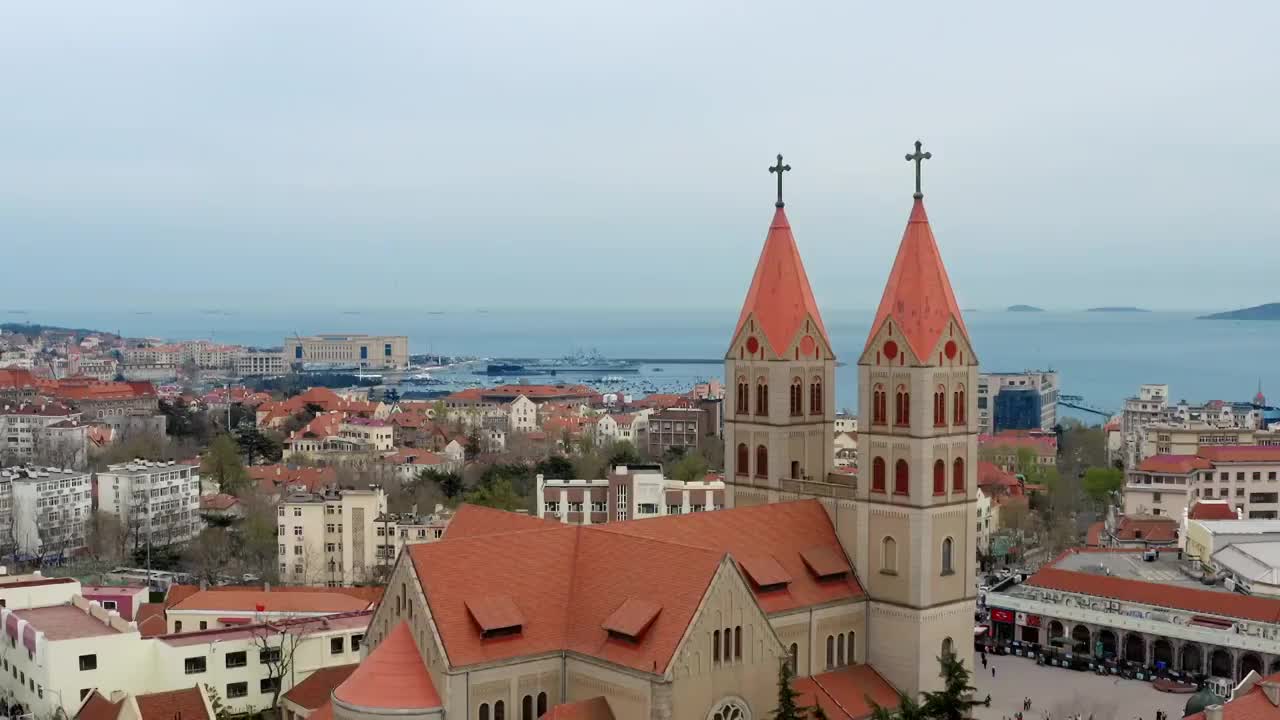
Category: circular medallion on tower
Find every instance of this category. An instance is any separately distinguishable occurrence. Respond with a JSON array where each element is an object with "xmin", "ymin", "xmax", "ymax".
[
  {"xmin": 944, "ymin": 340, "xmax": 958, "ymax": 359},
  {"xmin": 745, "ymin": 336, "xmax": 759, "ymax": 354},
  {"xmin": 800, "ymin": 335, "xmax": 817, "ymax": 358},
  {"xmin": 883, "ymin": 340, "xmax": 898, "ymax": 360}
]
